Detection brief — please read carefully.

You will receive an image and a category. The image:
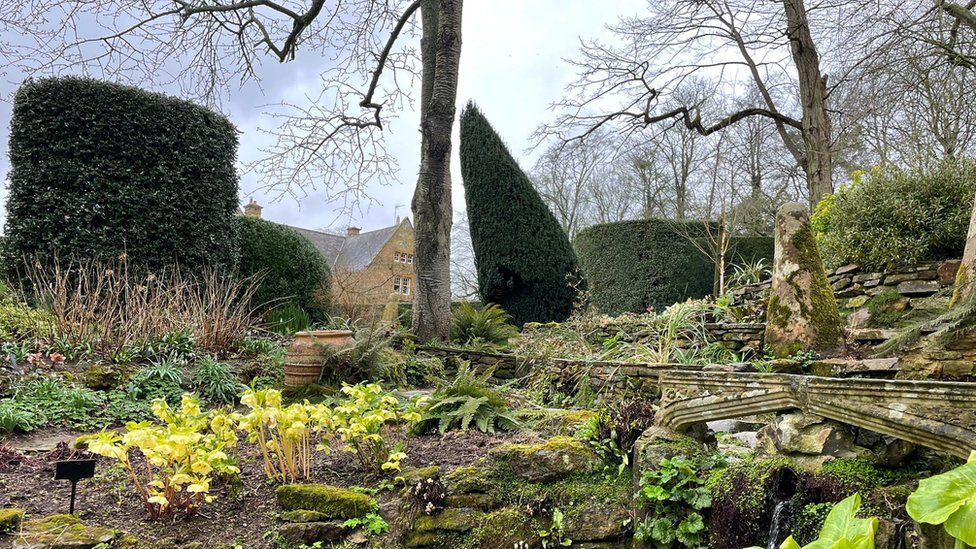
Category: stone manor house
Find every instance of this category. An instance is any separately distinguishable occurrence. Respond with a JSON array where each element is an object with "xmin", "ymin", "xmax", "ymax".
[{"xmin": 243, "ymin": 199, "xmax": 416, "ymax": 312}]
